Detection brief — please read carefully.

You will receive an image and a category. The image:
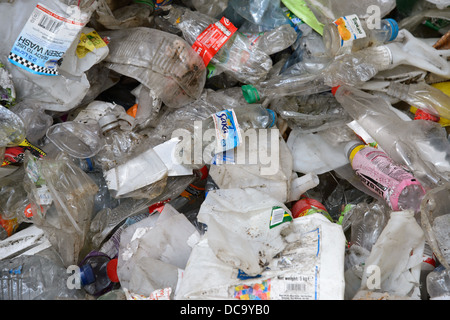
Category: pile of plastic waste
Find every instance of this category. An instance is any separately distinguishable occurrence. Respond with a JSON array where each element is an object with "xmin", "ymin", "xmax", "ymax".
[{"xmin": 1, "ymin": 0, "xmax": 450, "ymax": 301}]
